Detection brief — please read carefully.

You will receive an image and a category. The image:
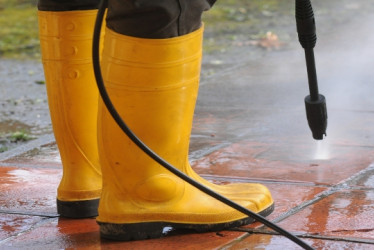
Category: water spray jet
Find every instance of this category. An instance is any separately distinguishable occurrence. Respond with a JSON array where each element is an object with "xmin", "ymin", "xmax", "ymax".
[{"xmin": 313, "ymin": 140, "xmax": 331, "ymax": 160}]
